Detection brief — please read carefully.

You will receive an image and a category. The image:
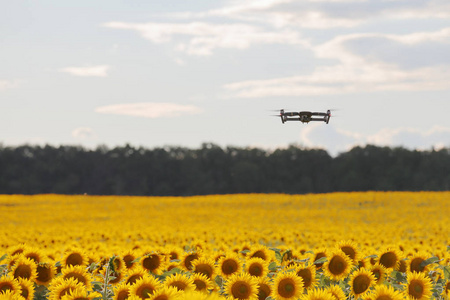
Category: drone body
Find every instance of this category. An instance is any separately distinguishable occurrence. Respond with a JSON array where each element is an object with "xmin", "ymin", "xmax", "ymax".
[{"xmin": 279, "ymin": 109, "xmax": 331, "ymax": 124}]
